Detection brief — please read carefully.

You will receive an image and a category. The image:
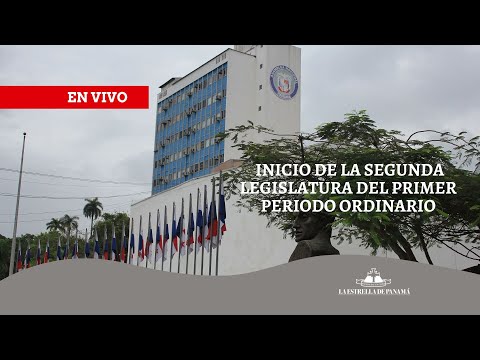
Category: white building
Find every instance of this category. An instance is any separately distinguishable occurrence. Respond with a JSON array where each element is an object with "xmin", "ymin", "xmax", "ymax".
[
  {"xmin": 130, "ymin": 44, "xmax": 477, "ymax": 275},
  {"xmin": 131, "ymin": 45, "xmax": 302, "ymax": 275}
]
